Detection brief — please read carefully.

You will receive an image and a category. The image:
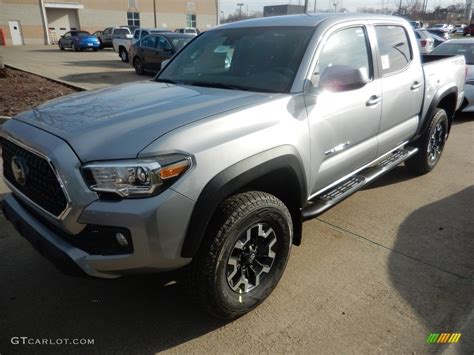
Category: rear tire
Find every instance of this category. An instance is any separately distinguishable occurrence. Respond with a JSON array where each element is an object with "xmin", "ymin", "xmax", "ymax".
[
  {"xmin": 188, "ymin": 191, "xmax": 293, "ymax": 319},
  {"xmin": 72, "ymin": 43, "xmax": 78, "ymax": 52},
  {"xmin": 59, "ymin": 42, "xmax": 65, "ymax": 51},
  {"xmin": 405, "ymin": 108, "xmax": 448, "ymax": 175},
  {"xmin": 134, "ymin": 57, "xmax": 145, "ymax": 75}
]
